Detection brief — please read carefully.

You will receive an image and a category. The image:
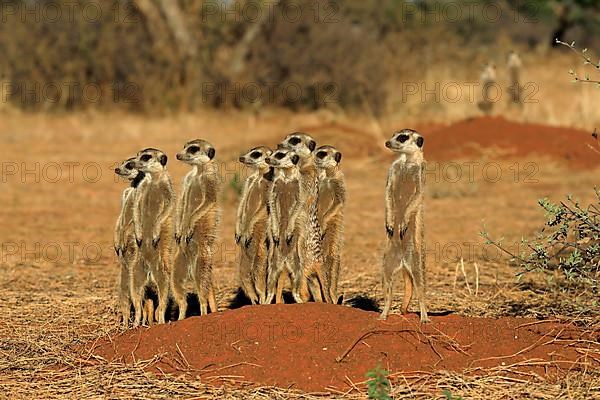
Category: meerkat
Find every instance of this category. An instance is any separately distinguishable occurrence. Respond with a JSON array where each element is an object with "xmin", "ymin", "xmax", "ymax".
[
  {"xmin": 236, "ymin": 146, "xmax": 273, "ymax": 305},
  {"xmin": 114, "ymin": 157, "xmax": 151, "ymax": 327},
  {"xmin": 478, "ymin": 62, "xmax": 497, "ymax": 115},
  {"xmin": 507, "ymin": 50, "xmax": 523, "ymax": 105},
  {"xmin": 314, "ymin": 146, "xmax": 346, "ymax": 304},
  {"xmin": 264, "ymin": 148, "xmax": 312, "ymax": 304},
  {"xmin": 381, "ymin": 129, "xmax": 430, "ymax": 323},
  {"xmin": 172, "ymin": 140, "xmax": 220, "ymax": 318},
  {"xmin": 131, "ymin": 148, "xmax": 175, "ymax": 326},
  {"xmin": 278, "ymin": 132, "xmax": 326, "ymax": 302}
]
